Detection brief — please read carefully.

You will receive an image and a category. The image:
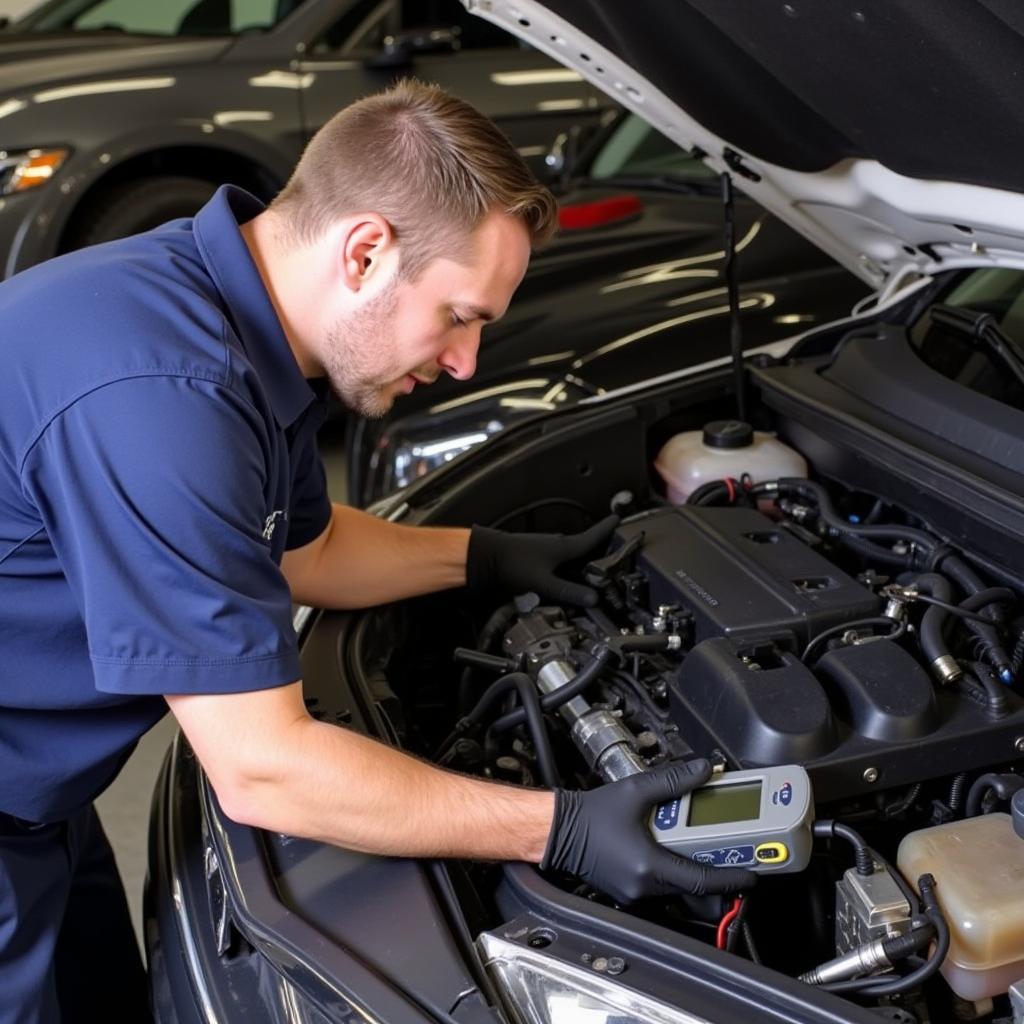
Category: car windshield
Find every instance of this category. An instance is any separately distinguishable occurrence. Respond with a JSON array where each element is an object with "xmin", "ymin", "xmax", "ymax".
[
  {"xmin": 8, "ymin": 0, "xmax": 308, "ymax": 36},
  {"xmin": 586, "ymin": 112, "xmax": 717, "ymax": 182},
  {"xmin": 910, "ymin": 267, "xmax": 1024, "ymax": 410}
]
